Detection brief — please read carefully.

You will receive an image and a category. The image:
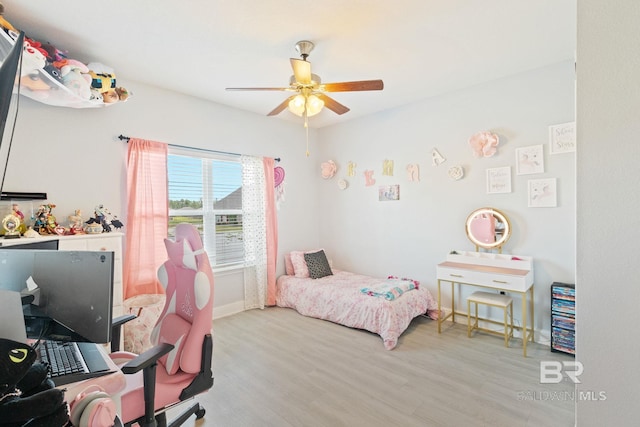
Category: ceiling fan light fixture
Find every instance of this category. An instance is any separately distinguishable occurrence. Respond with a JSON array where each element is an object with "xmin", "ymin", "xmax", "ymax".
[
  {"xmin": 288, "ymin": 93, "xmax": 324, "ymax": 117},
  {"xmin": 288, "ymin": 94, "xmax": 306, "ymax": 116},
  {"xmin": 306, "ymin": 94, "xmax": 324, "ymax": 116}
]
